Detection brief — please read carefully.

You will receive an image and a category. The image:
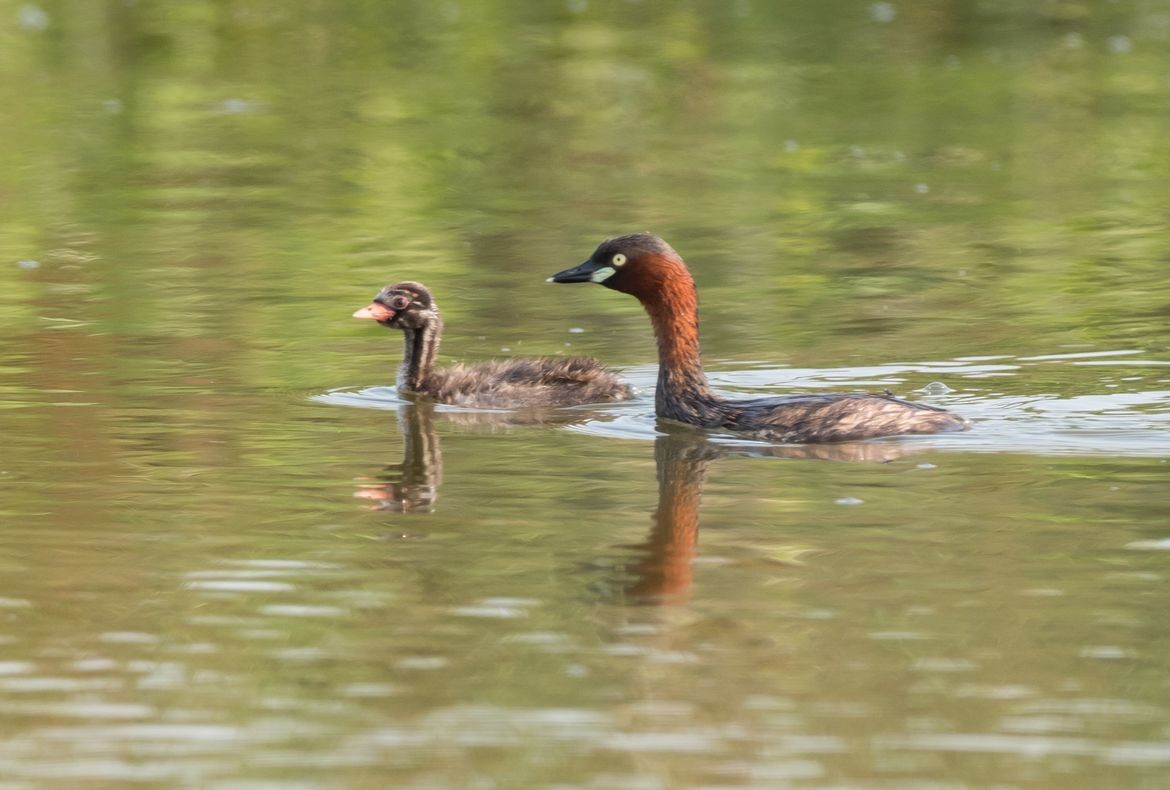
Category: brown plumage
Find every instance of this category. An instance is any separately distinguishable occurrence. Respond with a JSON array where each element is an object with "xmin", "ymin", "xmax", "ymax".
[
  {"xmin": 549, "ymin": 234, "xmax": 970, "ymax": 443},
  {"xmin": 353, "ymin": 281, "xmax": 633, "ymax": 409}
]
